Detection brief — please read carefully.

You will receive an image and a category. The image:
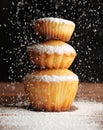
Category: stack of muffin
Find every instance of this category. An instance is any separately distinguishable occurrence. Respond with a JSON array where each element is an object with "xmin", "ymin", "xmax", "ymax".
[{"xmin": 24, "ymin": 17, "xmax": 79, "ymax": 112}]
